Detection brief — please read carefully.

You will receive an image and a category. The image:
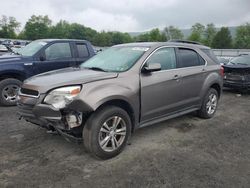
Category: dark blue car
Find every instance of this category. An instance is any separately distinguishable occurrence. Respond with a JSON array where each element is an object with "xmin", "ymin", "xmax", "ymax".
[{"xmin": 0, "ymin": 39, "xmax": 95, "ymax": 106}]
